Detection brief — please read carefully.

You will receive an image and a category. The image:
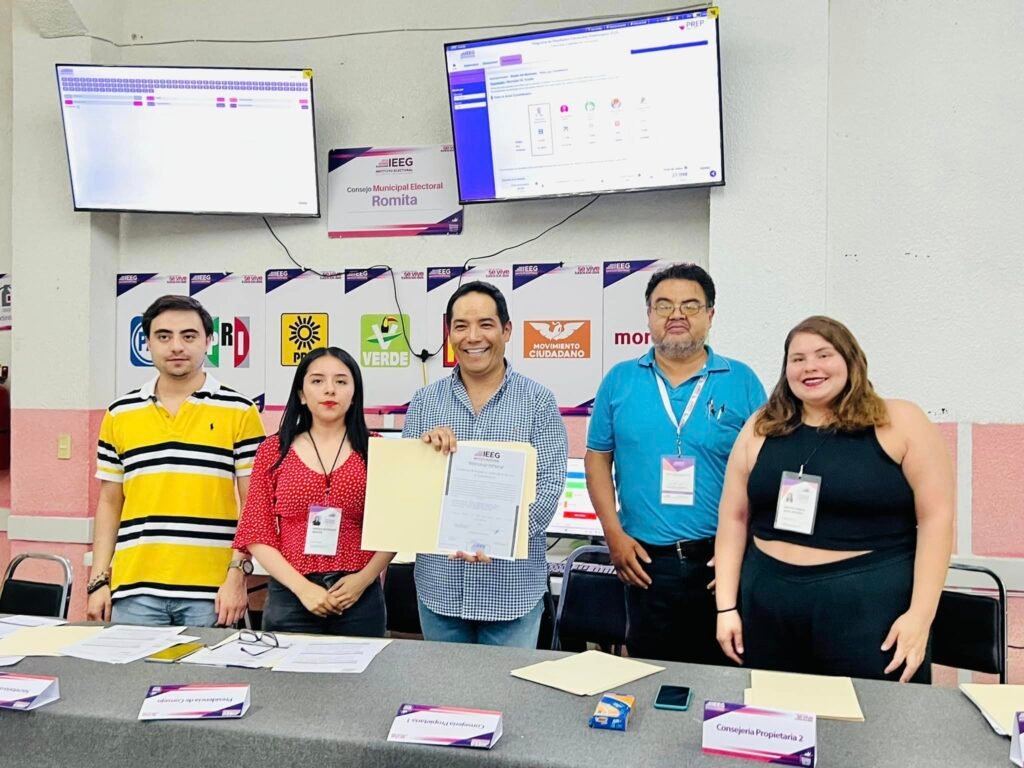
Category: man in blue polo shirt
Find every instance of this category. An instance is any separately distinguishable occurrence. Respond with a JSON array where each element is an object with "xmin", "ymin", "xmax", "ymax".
[{"xmin": 585, "ymin": 263, "xmax": 765, "ymax": 664}]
